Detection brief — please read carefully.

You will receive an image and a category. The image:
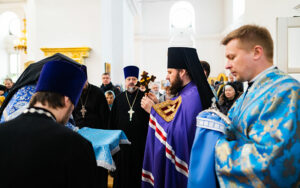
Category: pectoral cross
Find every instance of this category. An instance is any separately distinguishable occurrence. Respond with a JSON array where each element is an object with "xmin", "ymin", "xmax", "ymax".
[
  {"xmin": 128, "ymin": 108, "xmax": 135, "ymax": 121},
  {"xmin": 81, "ymin": 105, "xmax": 87, "ymax": 118}
]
